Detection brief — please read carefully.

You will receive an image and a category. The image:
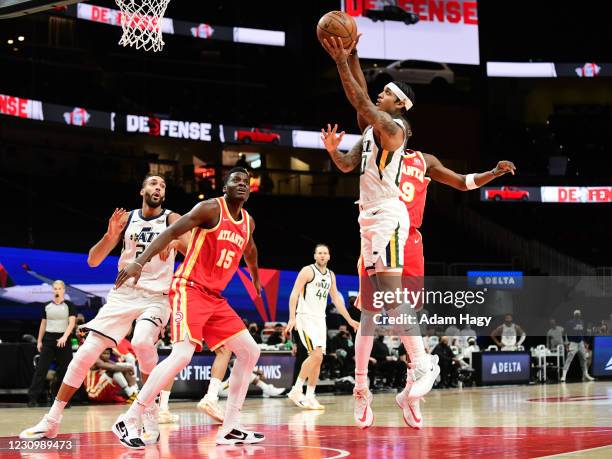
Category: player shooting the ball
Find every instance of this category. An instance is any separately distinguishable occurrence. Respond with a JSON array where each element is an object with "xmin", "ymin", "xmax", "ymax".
[{"xmin": 320, "ymin": 31, "xmax": 516, "ymax": 430}]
